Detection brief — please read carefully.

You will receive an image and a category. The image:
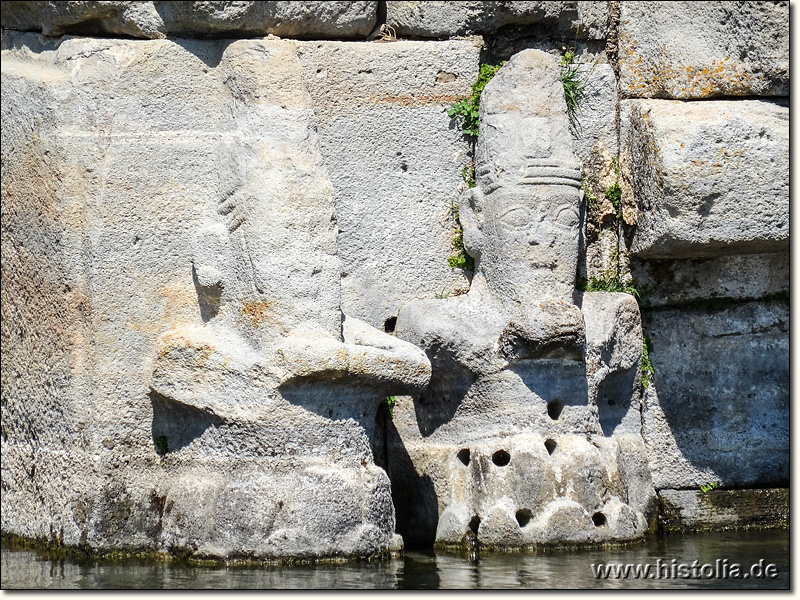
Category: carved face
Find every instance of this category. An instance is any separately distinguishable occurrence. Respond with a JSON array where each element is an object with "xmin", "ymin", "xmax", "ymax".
[{"xmin": 477, "ymin": 184, "xmax": 580, "ymax": 301}]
